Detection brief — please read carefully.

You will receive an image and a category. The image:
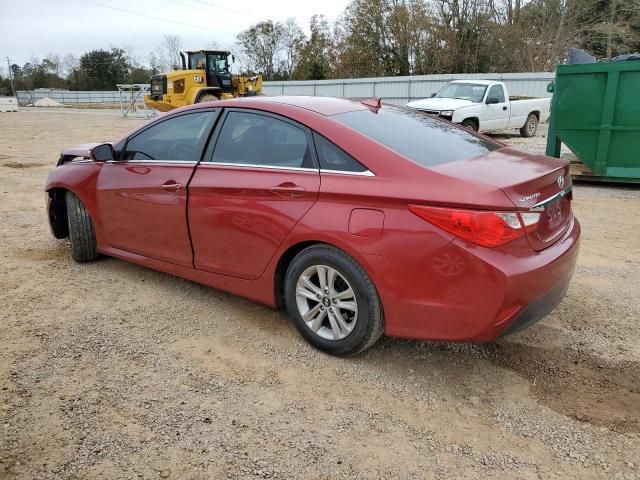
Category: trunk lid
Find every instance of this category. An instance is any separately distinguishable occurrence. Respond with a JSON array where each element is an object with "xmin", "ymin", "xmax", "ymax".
[{"xmin": 431, "ymin": 147, "xmax": 573, "ymax": 251}]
